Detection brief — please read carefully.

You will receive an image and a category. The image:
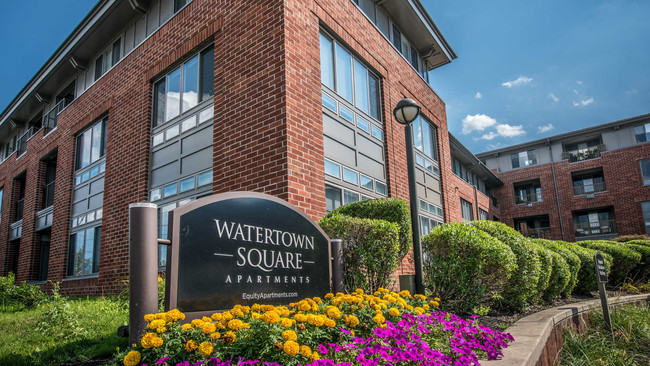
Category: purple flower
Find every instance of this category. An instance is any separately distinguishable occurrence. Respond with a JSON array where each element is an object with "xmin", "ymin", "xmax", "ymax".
[{"xmin": 156, "ymin": 357, "xmax": 171, "ymax": 365}]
